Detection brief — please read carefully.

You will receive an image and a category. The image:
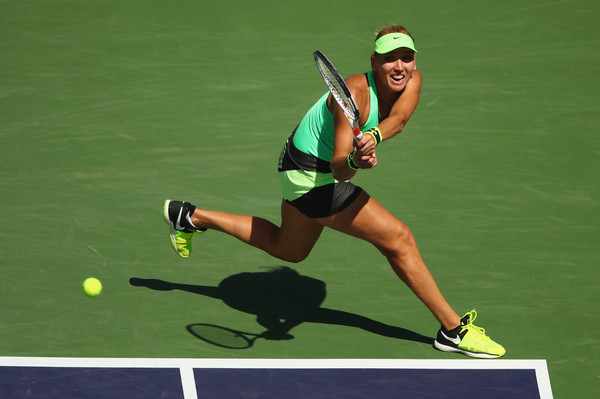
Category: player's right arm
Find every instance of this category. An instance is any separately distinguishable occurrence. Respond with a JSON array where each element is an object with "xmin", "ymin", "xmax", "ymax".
[{"xmin": 330, "ymin": 75, "xmax": 375, "ymax": 182}]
